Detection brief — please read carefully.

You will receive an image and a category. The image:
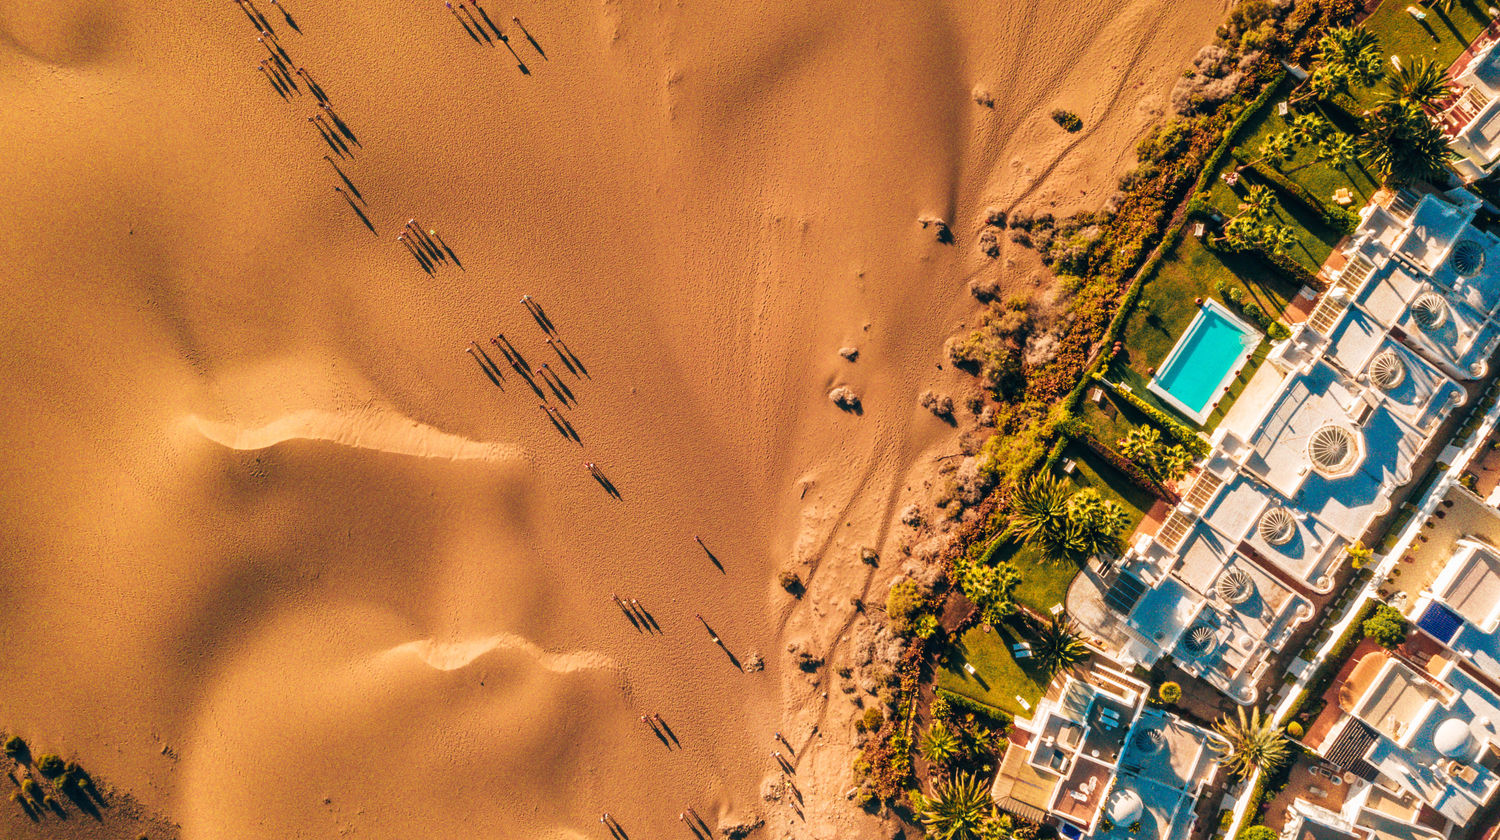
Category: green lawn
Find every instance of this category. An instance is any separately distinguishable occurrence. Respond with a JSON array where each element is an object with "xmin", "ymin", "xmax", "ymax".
[
  {"xmin": 937, "ymin": 622, "xmax": 1052, "ymax": 718},
  {"xmin": 1117, "ymin": 234, "xmax": 1298, "ymax": 385},
  {"xmin": 1357, "ymin": 0, "xmax": 1492, "ymax": 105},
  {"xmin": 984, "ymin": 537, "xmax": 1084, "ymax": 617}
]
